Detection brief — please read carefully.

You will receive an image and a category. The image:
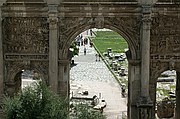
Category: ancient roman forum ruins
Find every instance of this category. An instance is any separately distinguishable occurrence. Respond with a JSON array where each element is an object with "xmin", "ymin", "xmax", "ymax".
[{"xmin": 0, "ymin": 0, "xmax": 180, "ymax": 119}]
